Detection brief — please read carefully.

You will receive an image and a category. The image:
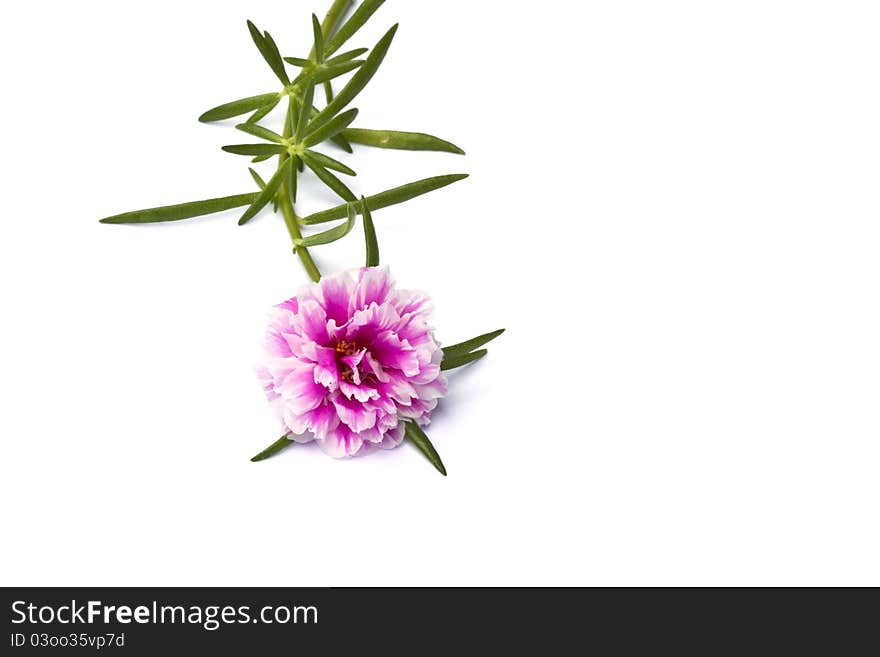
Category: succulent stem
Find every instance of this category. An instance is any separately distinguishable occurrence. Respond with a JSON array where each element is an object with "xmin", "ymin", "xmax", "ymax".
[{"xmin": 278, "ymin": 97, "xmax": 321, "ymax": 282}]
